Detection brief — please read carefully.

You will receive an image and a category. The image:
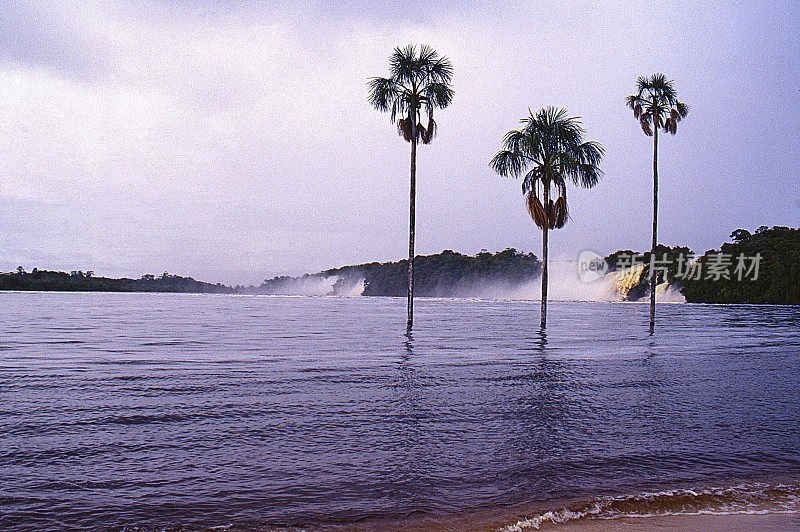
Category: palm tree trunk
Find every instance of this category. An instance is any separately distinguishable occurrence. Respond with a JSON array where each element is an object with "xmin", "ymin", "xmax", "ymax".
[
  {"xmin": 541, "ymin": 184, "xmax": 549, "ymax": 329},
  {"xmin": 407, "ymin": 121, "xmax": 417, "ymax": 332},
  {"xmin": 649, "ymin": 125, "xmax": 658, "ymax": 334}
]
